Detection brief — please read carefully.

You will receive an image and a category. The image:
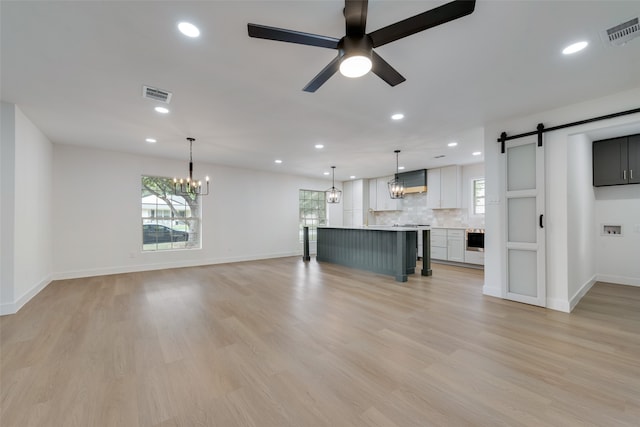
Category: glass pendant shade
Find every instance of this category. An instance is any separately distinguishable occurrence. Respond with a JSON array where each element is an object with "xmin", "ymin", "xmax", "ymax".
[
  {"xmin": 388, "ymin": 150, "xmax": 405, "ymax": 199},
  {"xmin": 326, "ymin": 166, "xmax": 342, "ymax": 203}
]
